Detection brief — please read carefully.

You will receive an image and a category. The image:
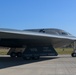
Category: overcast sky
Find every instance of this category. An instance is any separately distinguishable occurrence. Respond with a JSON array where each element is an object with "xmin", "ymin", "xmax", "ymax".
[{"xmin": 0, "ymin": 0, "xmax": 76, "ymax": 35}]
